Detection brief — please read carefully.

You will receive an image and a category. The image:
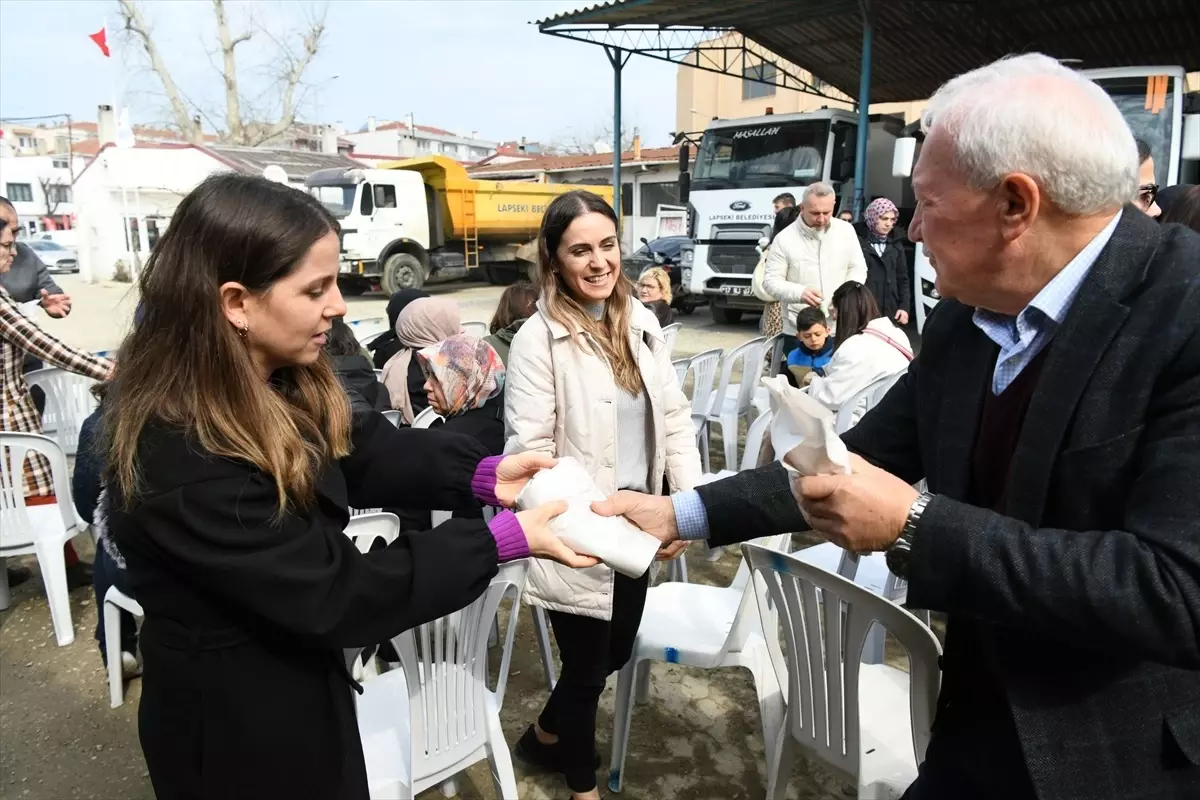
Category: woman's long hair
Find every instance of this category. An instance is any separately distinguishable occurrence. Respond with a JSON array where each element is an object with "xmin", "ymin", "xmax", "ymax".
[
  {"xmin": 830, "ymin": 281, "xmax": 881, "ymax": 351},
  {"xmin": 104, "ymin": 173, "xmax": 352, "ymax": 514},
  {"xmin": 536, "ymin": 191, "xmax": 641, "ymax": 394},
  {"xmin": 489, "ymin": 282, "xmax": 538, "ymax": 334}
]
